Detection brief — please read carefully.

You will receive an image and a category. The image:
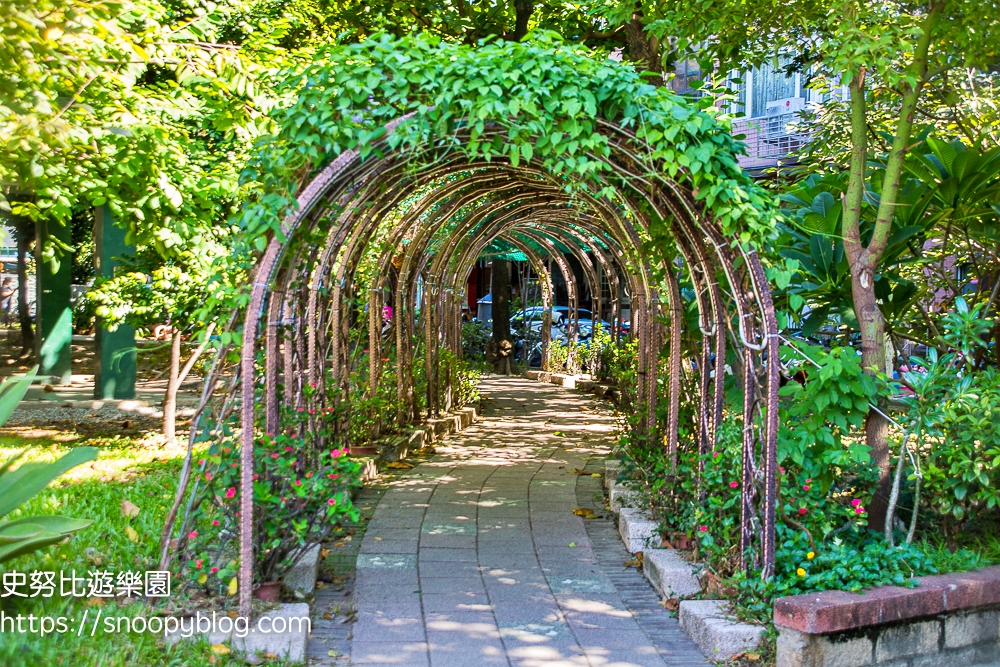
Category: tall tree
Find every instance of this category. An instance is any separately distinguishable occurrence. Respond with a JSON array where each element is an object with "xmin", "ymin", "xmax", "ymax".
[{"xmin": 647, "ymin": 0, "xmax": 1000, "ymax": 530}]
